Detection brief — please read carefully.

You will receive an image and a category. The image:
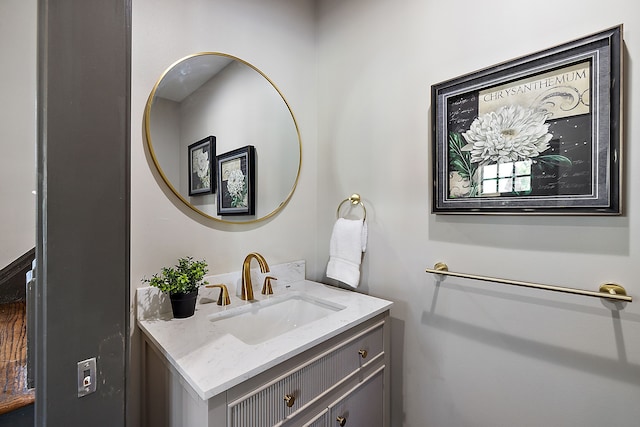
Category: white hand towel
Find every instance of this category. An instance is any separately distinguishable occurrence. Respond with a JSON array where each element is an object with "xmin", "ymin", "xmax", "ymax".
[{"xmin": 326, "ymin": 218, "xmax": 368, "ymax": 288}]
